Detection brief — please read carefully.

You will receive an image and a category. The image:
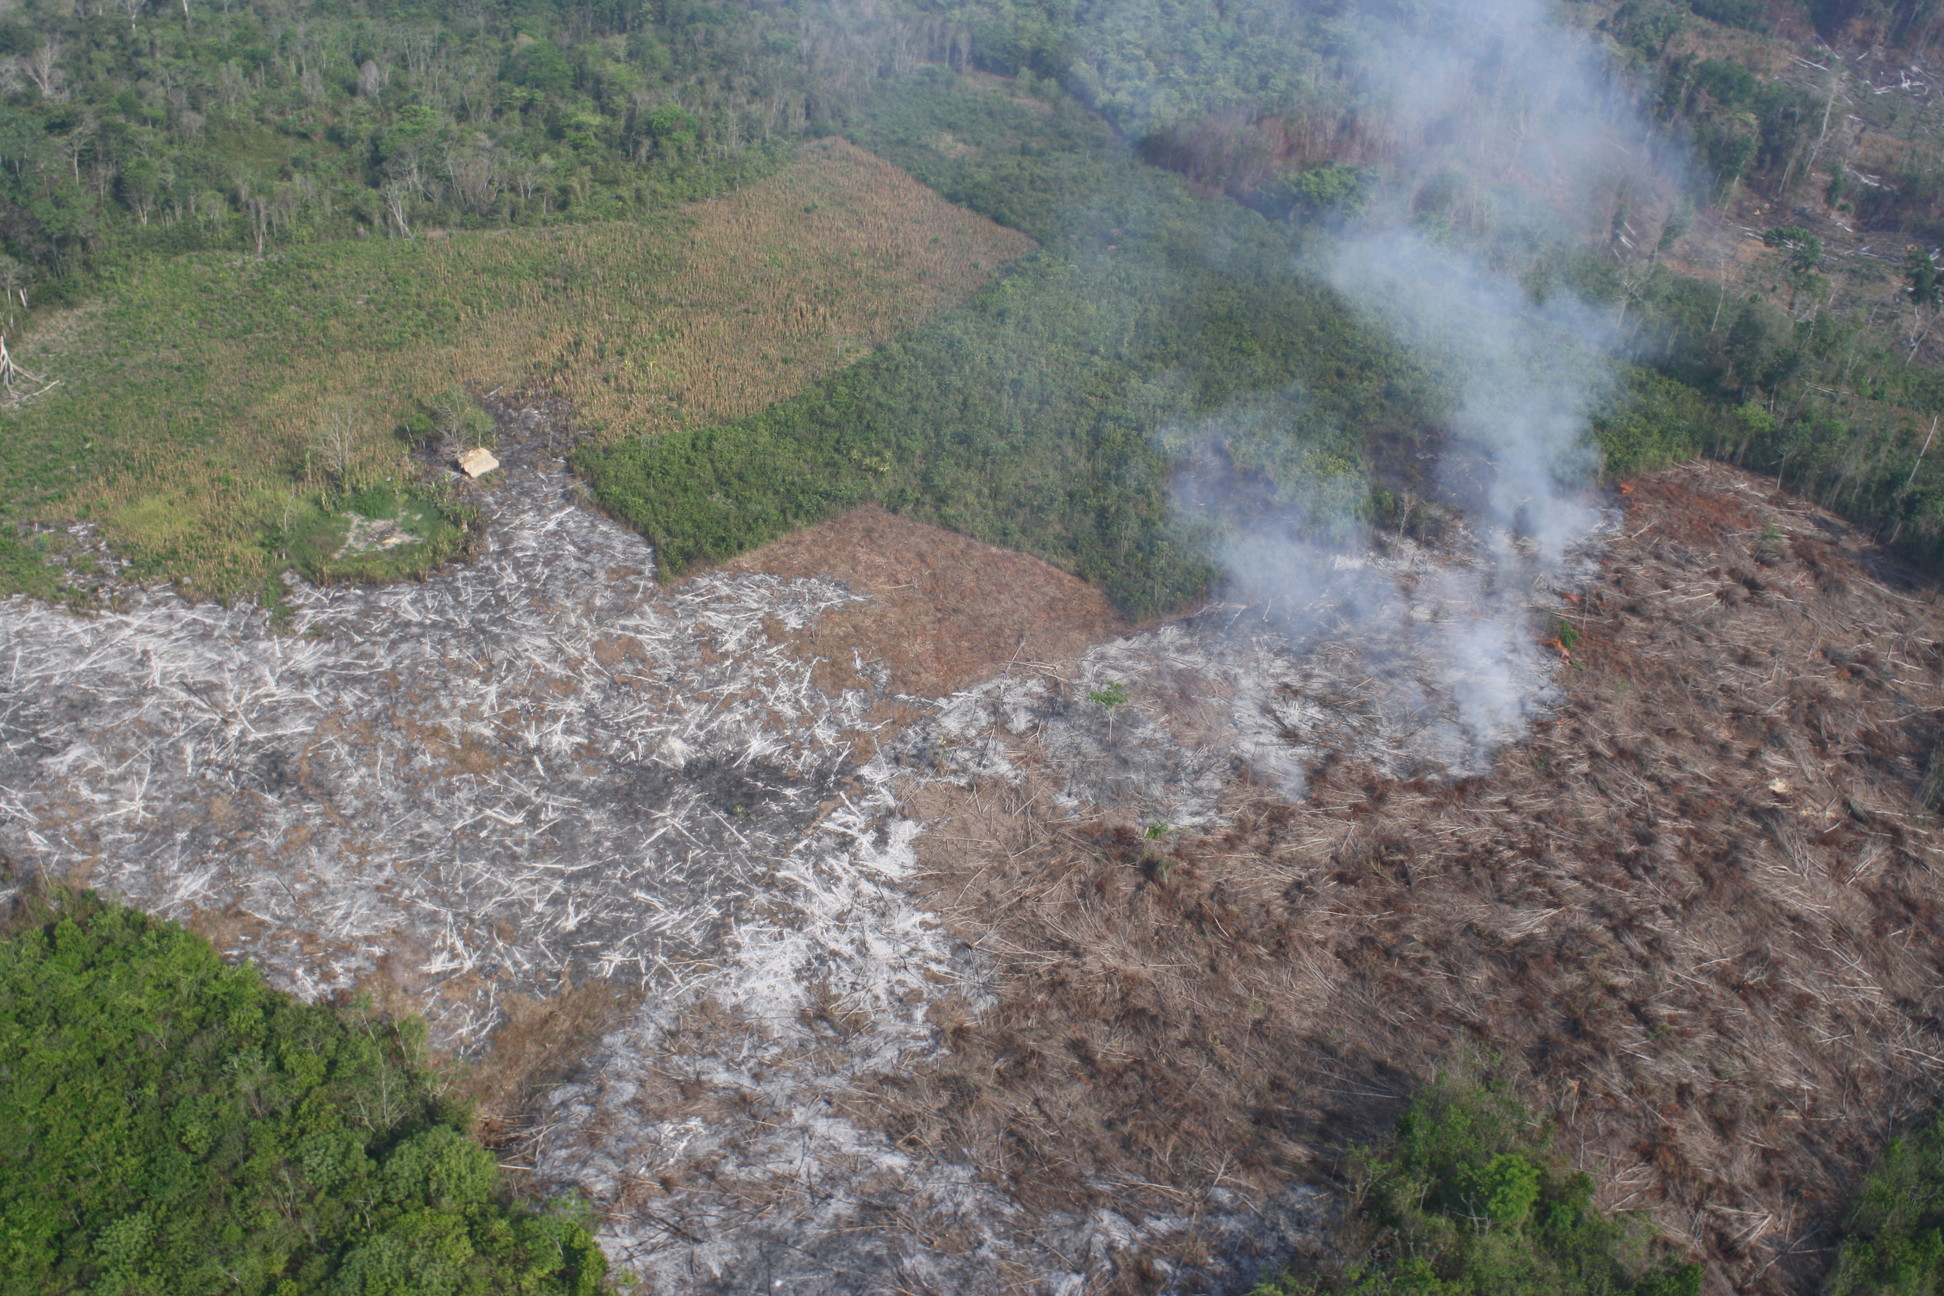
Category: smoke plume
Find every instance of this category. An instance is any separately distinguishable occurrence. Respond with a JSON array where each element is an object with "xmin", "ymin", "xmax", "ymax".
[{"xmin": 1173, "ymin": 0, "xmax": 1666, "ymax": 783}]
